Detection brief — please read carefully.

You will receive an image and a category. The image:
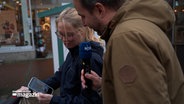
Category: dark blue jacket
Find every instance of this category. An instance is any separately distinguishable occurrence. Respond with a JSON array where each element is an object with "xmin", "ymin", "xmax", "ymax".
[{"xmin": 44, "ymin": 41, "xmax": 103, "ymax": 104}]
